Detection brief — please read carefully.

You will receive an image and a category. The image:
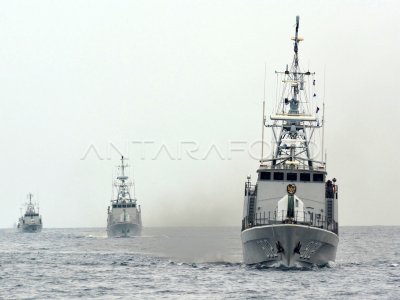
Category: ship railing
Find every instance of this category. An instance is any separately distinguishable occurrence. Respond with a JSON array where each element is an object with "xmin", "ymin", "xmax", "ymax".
[{"xmin": 241, "ymin": 210, "xmax": 338, "ymax": 234}]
